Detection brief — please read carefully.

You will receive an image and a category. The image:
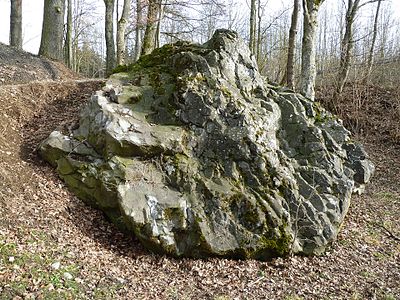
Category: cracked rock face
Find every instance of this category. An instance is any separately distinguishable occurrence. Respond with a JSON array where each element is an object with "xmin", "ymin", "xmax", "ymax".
[{"xmin": 39, "ymin": 30, "xmax": 374, "ymax": 259}]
